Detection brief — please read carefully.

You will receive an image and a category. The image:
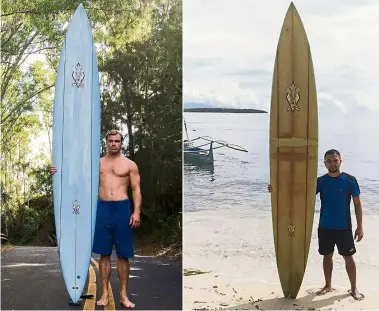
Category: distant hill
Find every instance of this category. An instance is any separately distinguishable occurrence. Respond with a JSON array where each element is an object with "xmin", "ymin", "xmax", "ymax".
[
  {"xmin": 184, "ymin": 107, "xmax": 267, "ymax": 113},
  {"xmin": 184, "ymin": 102, "xmax": 220, "ymax": 109}
]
